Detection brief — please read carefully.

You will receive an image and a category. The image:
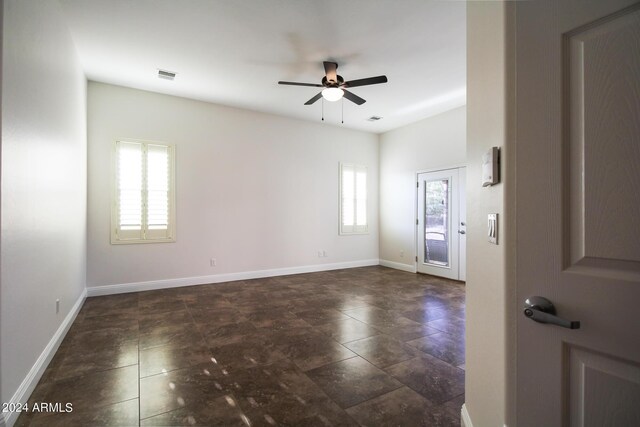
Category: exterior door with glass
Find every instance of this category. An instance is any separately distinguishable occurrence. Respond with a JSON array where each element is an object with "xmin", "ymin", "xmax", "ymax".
[{"xmin": 417, "ymin": 168, "xmax": 466, "ymax": 280}]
